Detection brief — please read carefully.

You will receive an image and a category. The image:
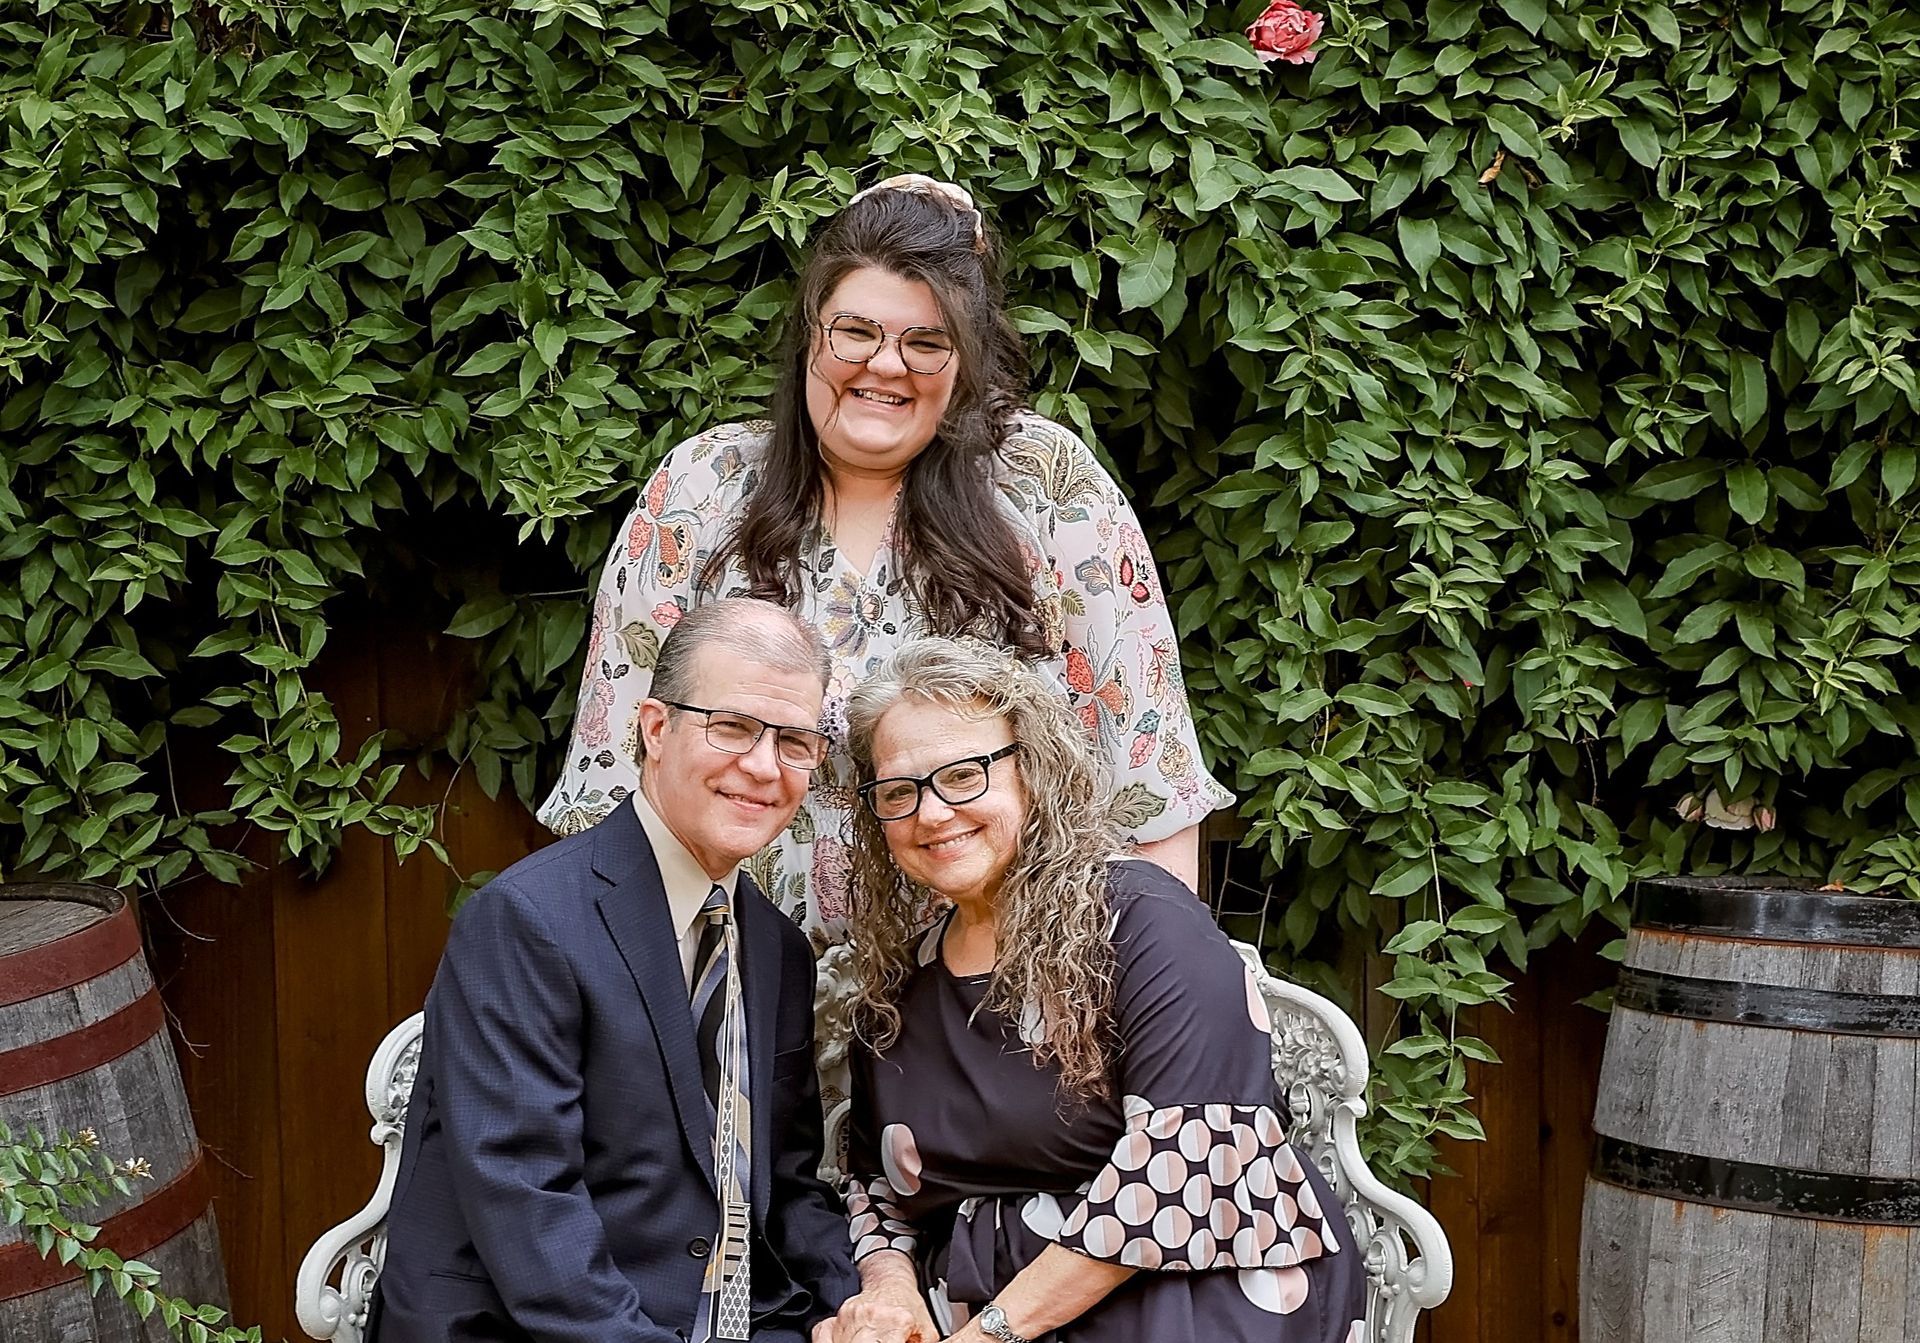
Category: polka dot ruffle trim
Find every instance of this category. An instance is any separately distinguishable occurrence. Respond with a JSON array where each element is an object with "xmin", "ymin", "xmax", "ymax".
[
  {"xmin": 1053, "ymin": 1098, "xmax": 1340, "ymax": 1273},
  {"xmin": 843, "ymin": 1174, "xmax": 919, "ymax": 1262}
]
